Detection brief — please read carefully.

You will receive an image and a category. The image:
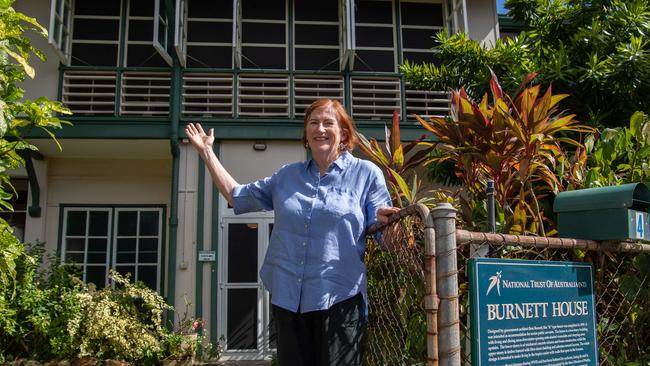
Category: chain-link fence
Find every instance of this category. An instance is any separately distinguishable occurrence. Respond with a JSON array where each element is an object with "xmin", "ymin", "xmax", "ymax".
[
  {"xmin": 365, "ymin": 204, "xmax": 436, "ymax": 366},
  {"xmin": 454, "ymin": 230, "xmax": 650, "ymax": 365},
  {"xmin": 364, "ymin": 204, "xmax": 650, "ymax": 366}
]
